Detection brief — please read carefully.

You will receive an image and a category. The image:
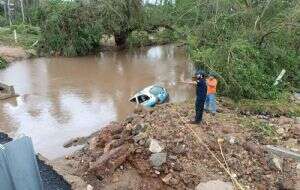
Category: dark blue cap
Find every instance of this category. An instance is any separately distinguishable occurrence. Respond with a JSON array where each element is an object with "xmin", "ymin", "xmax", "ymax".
[{"xmin": 195, "ymin": 70, "xmax": 206, "ymax": 78}]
